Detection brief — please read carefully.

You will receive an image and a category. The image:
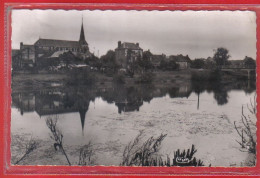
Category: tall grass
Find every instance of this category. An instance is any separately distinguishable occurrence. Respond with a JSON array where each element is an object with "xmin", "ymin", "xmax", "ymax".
[
  {"xmin": 78, "ymin": 142, "xmax": 95, "ymax": 166},
  {"xmin": 121, "ymin": 132, "xmax": 205, "ymax": 167},
  {"xmin": 121, "ymin": 131, "xmax": 167, "ymax": 166},
  {"xmin": 14, "ymin": 137, "xmax": 38, "ymax": 165},
  {"xmin": 45, "ymin": 116, "xmax": 71, "ymax": 165},
  {"xmin": 234, "ymin": 95, "xmax": 256, "ymax": 155}
]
